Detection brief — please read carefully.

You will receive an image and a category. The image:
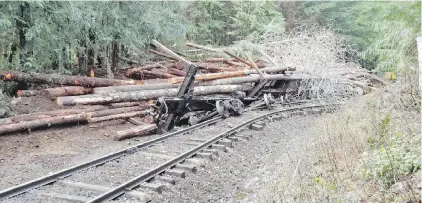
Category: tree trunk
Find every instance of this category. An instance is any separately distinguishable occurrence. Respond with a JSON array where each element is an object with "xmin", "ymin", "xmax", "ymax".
[
  {"xmin": 114, "ymin": 124, "xmax": 157, "ymax": 141},
  {"xmin": 128, "ymin": 70, "xmax": 175, "ymax": 79},
  {"xmin": 126, "ymin": 63, "xmax": 176, "ymax": 76},
  {"xmin": 0, "ymin": 71, "xmax": 139, "ymax": 87},
  {"xmin": 0, "ymin": 106, "xmax": 108, "ymax": 126},
  {"xmin": 17, "ymin": 2, "xmax": 31, "ymax": 66},
  {"xmin": 88, "ymin": 111, "xmax": 148, "ymax": 123},
  {"xmin": 40, "ymin": 86, "xmax": 93, "ymax": 97},
  {"xmin": 109, "ymin": 101, "xmax": 147, "ymax": 108},
  {"xmin": 169, "ymin": 67, "xmax": 293, "ymax": 84},
  {"xmin": 16, "ymin": 90, "xmax": 40, "ymax": 97},
  {"xmin": 0, "ymin": 114, "xmax": 88, "ymax": 135},
  {"xmin": 167, "ymin": 68, "xmax": 186, "ymax": 76},
  {"xmin": 417, "ymin": 36, "xmax": 422, "ymax": 91},
  {"xmin": 88, "ymin": 106, "xmax": 150, "ymax": 118},
  {"xmin": 57, "ymin": 85, "xmax": 251, "ymax": 106},
  {"xmin": 94, "ymin": 83, "xmax": 178, "ymax": 94},
  {"xmin": 111, "ymin": 39, "xmax": 119, "ymax": 73}
]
